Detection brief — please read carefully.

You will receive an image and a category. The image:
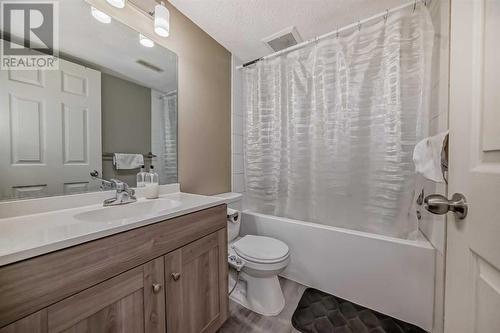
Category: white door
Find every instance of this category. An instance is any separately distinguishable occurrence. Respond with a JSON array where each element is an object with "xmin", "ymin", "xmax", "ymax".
[
  {"xmin": 444, "ymin": 0, "xmax": 500, "ymax": 332},
  {"xmin": 0, "ymin": 59, "xmax": 101, "ymax": 200}
]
